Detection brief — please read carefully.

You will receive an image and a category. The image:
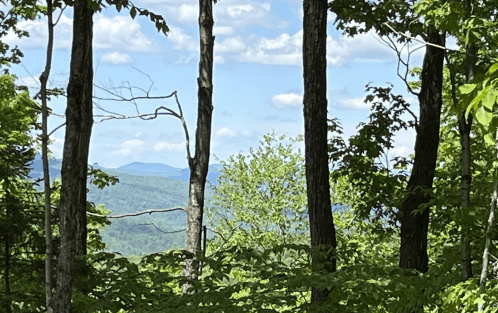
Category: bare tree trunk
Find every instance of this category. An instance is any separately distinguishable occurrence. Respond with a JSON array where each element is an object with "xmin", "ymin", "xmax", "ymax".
[
  {"xmin": 478, "ymin": 129, "xmax": 498, "ymax": 312},
  {"xmin": 39, "ymin": 0, "xmax": 55, "ymax": 310},
  {"xmin": 53, "ymin": 1, "xmax": 94, "ymax": 311},
  {"xmin": 4, "ymin": 194, "xmax": 11, "ymax": 313},
  {"xmin": 303, "ymin": 0, "xmax": 337, "ymax": 305},
  {"xmin": 183, "ymin": 0, "xmax": 214, "ymax": 293},
  {"xmin": 460, "ymin": 0, "xmax": 476, "ymax": 281},
  {"xmin": 399, "ymin": 31, "xmax": 445, "ymax": 273}
]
